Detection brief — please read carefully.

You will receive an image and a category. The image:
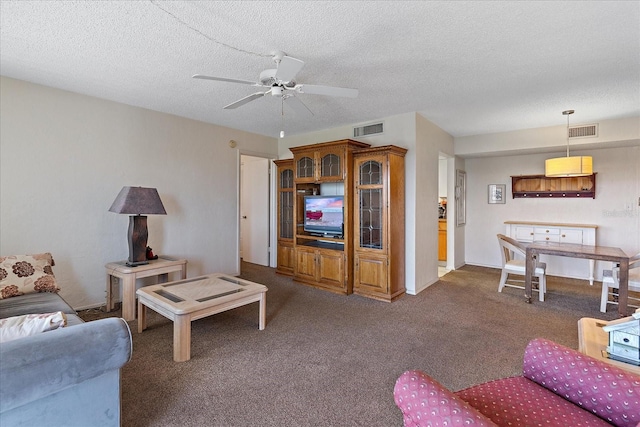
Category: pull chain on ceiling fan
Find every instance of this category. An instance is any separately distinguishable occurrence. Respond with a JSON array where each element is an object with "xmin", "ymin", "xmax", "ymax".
[{"xmin": 280, "ymin": 96, "xmax": 285, "ymax": 139}]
